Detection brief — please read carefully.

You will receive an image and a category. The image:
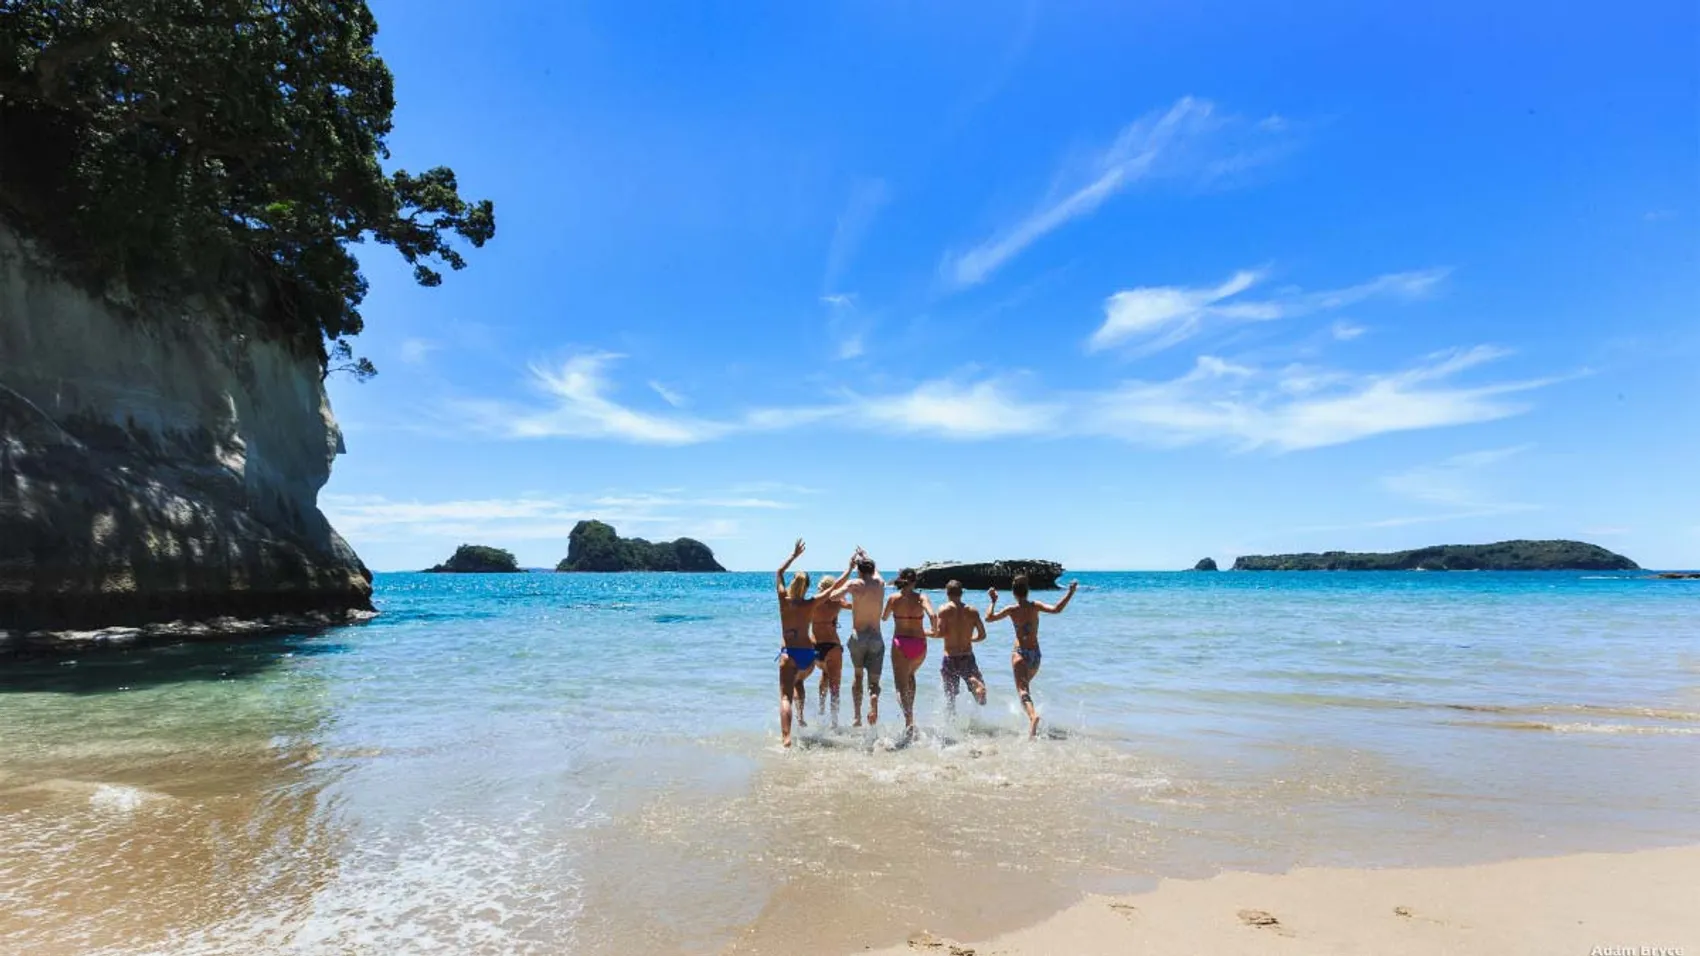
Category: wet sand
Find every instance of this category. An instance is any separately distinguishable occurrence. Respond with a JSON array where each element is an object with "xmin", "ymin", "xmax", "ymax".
[{"xmin": 861, "ymin": 844, "xmax": 1700, "ymax": 956}]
